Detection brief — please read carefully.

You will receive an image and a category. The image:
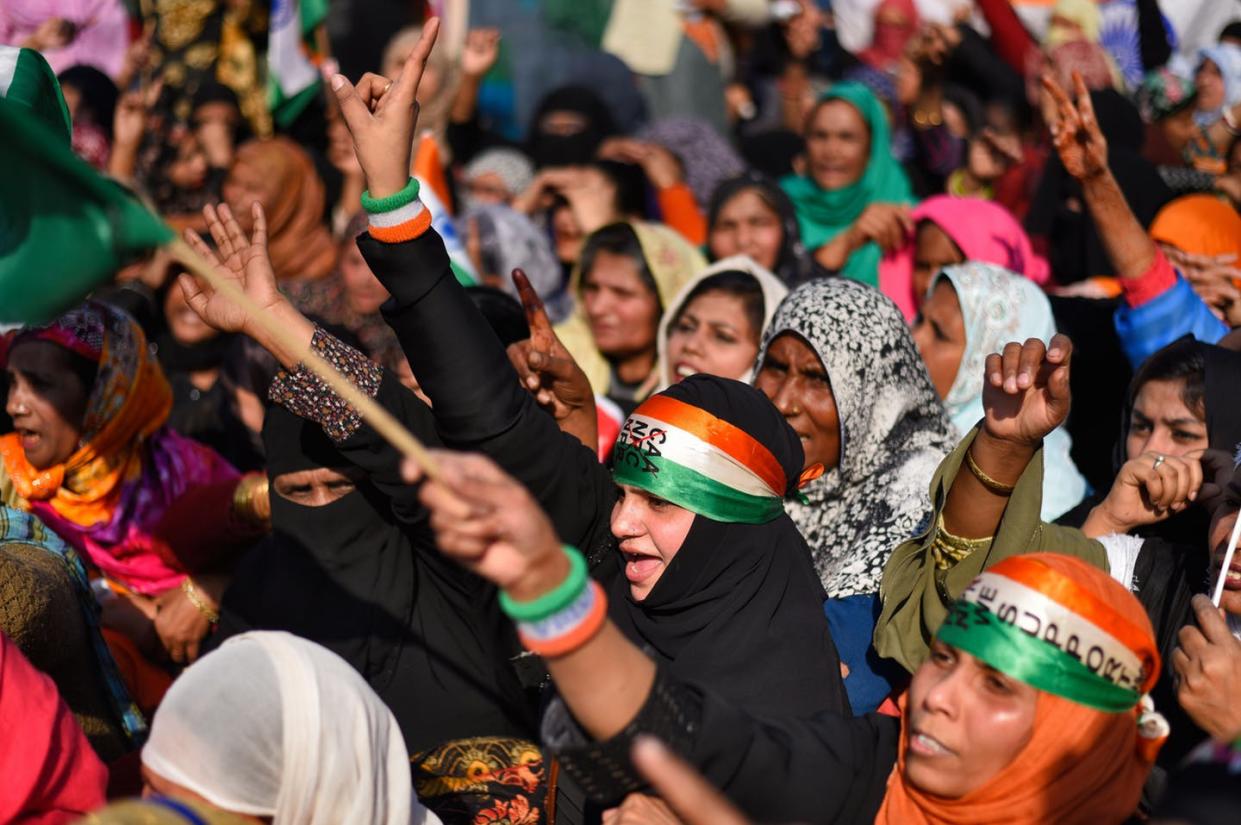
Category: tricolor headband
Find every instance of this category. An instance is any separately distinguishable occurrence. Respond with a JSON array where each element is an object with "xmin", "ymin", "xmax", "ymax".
[
  {"xmin": 937, "ymin": 556, "xmax": 1160, "ymax": 713},
  {"xmin": 612, "ymin": 395, "xmax": 787, "ymax": 524}
]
